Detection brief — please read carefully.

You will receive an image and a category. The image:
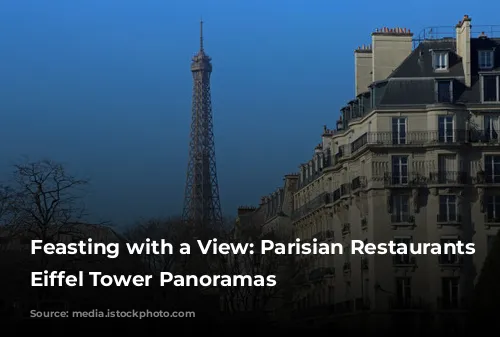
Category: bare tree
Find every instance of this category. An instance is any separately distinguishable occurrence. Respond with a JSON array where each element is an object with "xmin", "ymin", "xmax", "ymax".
[
  {"xmin": 10, "ymin": 160, "xmax": 88, "ymax": 237},
  {"xmin": 0, "ymin": 184, "xmax": 16, "ymax": 227},
  {"xmin": 0, "ymin": 159, "xmax": 92, "ymax": 274}
]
